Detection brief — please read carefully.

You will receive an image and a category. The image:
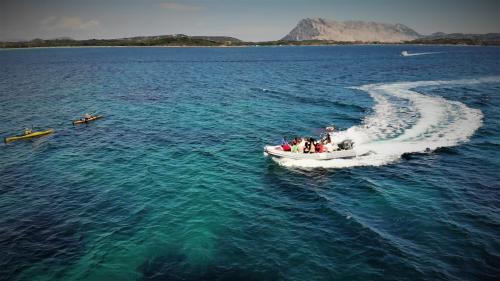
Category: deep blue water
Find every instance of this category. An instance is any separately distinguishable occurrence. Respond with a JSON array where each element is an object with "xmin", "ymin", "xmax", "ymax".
[{"xmin": 0, "ymin": 45, "xmax": 499, "ymax": 281}]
